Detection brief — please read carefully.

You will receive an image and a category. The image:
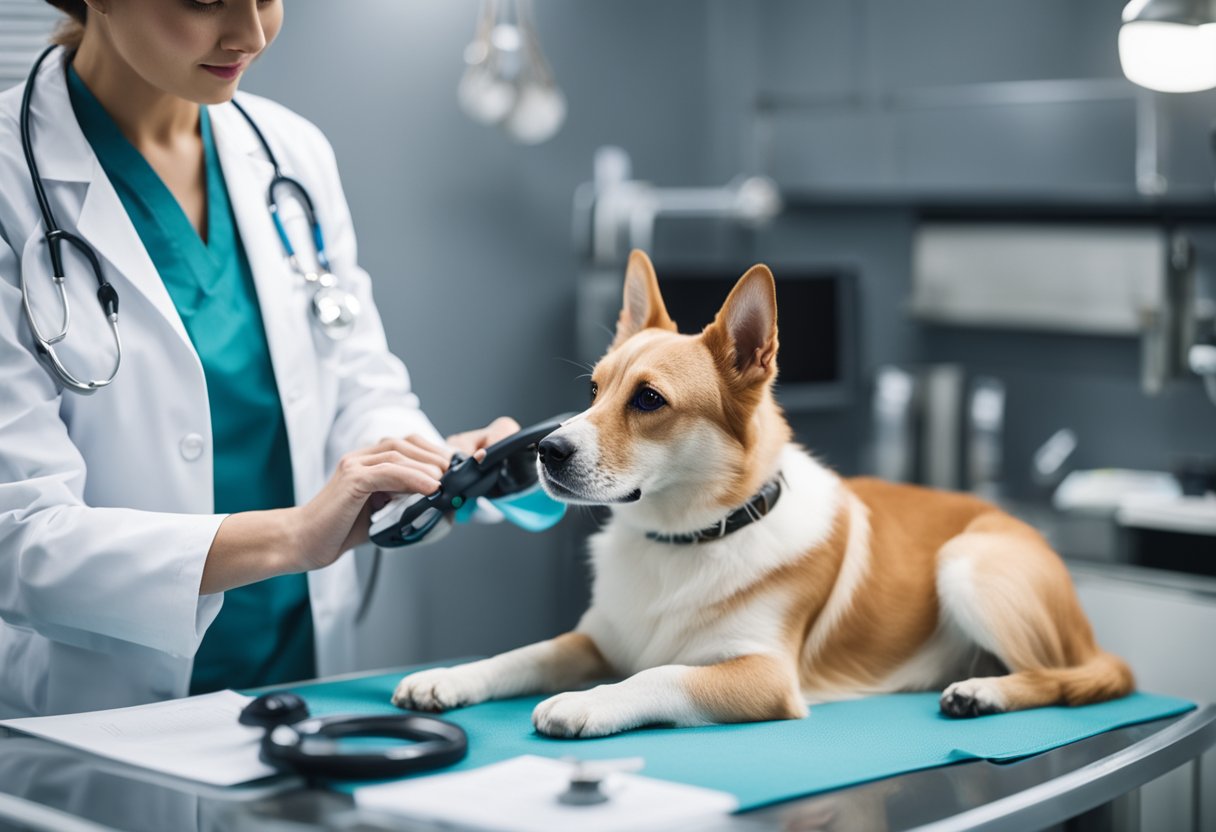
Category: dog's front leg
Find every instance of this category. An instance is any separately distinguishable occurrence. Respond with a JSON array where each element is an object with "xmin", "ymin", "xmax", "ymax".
[
  {"xmin": 391, "ymin": 632, "xmax": 610, "ymax": 712},
  {"xmin": 532, "ymin": 654, "xmax": 806, "ymax": 738}
]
